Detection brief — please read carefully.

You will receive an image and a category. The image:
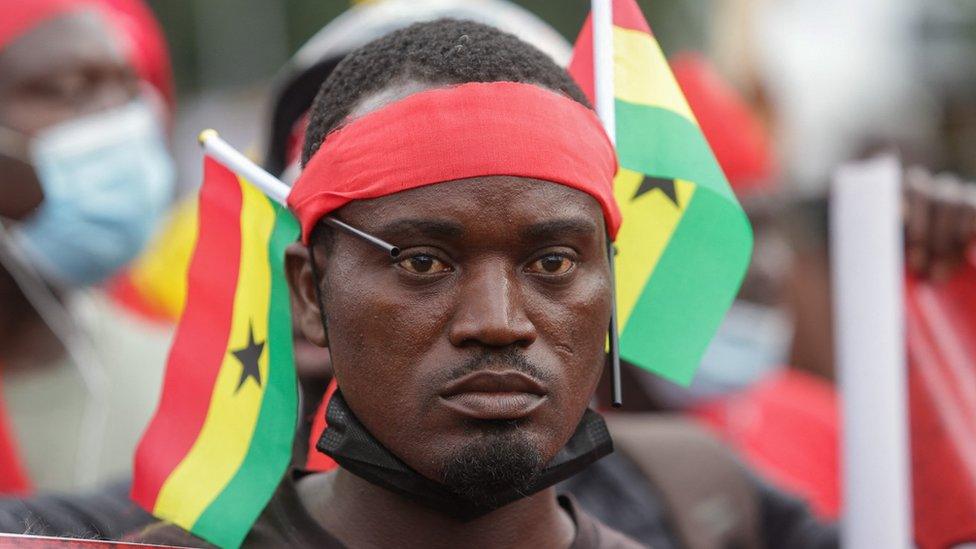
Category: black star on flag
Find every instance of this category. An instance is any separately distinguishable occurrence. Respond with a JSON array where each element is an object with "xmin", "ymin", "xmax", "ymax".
[
  {"xmin": 633, "ymin": 175, "xmax": 680, "ymax": 207},
  {"xmin": 232, "ymin": 322, "xmax": 265, "ymax": 392}
]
